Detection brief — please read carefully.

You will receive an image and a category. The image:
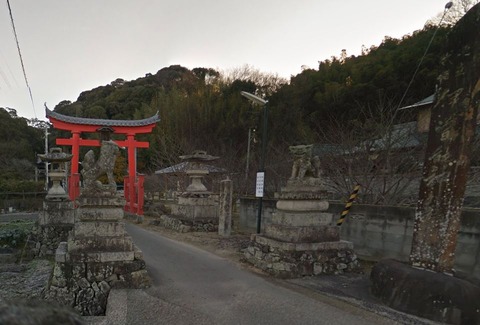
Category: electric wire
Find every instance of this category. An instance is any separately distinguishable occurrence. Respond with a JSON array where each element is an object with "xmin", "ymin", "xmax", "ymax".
[
  {"xmin": 6, "ymin": 0, "xmax": 36, "ymax": 118},
  {"xmin": 0, "ymin": 66, "xmax": 11, "ymax": 88},
  {"xmin": 396, "ymin": 2, "xmax": 453, "ymax": 111},
  {"xmin": 0, "ymin": 48, "xmax": 20, "ymax": 87}
]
